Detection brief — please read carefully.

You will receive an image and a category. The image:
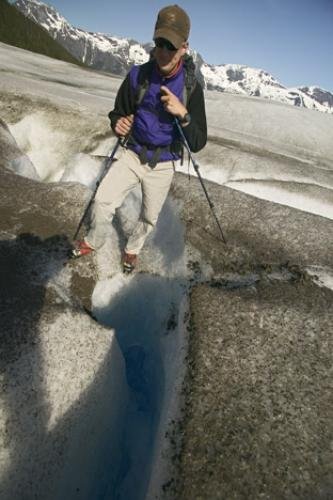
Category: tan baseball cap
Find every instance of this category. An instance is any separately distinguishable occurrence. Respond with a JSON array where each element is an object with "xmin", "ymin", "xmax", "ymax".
[{"xmin": 153, "ymin": 5, "xmax": 190, "ymax": 49}]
